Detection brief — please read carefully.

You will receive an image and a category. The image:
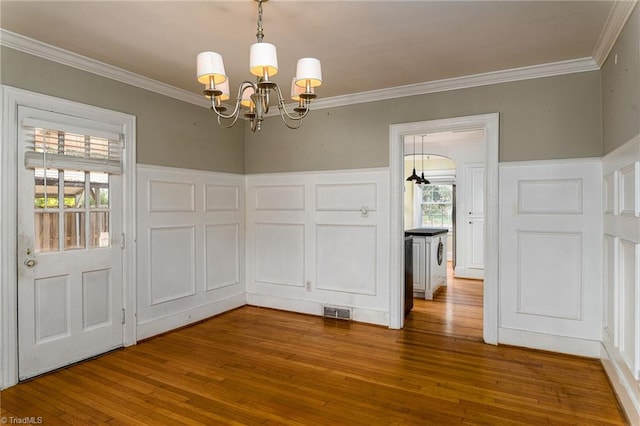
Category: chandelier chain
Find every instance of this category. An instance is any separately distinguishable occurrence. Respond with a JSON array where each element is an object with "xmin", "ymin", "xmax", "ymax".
[{"xmin": 256, "ymin": 0, "xmax": 264, "ymax": 43}]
